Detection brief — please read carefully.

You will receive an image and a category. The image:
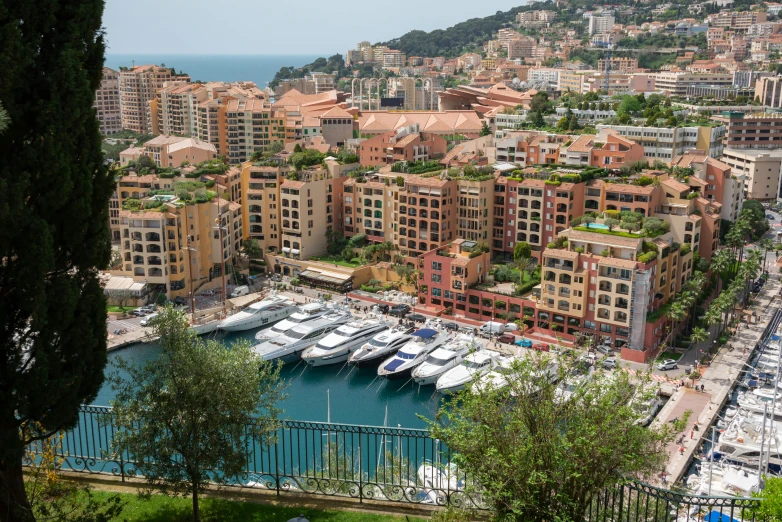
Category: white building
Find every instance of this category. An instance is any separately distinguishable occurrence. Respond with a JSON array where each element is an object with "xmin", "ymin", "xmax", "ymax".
[
  {"xmin": 588, "ymin": 15, "xmax": 615, "ymax": 35},
  {"xmin": 596, "ymin": 124, "xmax": 726, "ymax": 160}
]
